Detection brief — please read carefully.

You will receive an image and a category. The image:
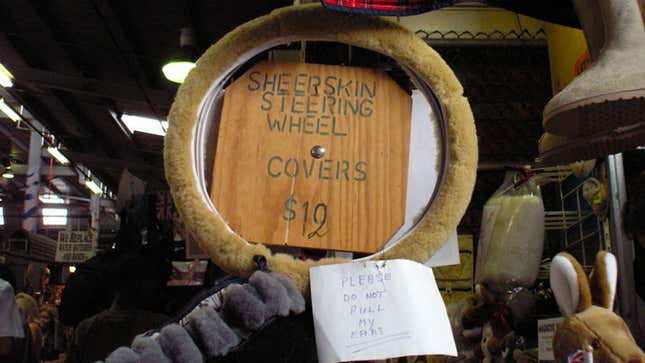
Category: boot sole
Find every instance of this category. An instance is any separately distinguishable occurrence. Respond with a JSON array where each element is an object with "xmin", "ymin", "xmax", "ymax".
[
  {"xmin": 543, "ymin": 88, "xmax": 645, "ymax": 137},
  {"xmin": 538, "ymin": 121, "xmax": 645, "ymax": 165}
]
